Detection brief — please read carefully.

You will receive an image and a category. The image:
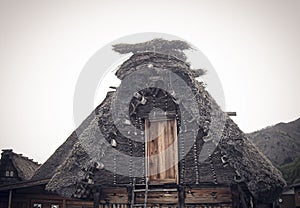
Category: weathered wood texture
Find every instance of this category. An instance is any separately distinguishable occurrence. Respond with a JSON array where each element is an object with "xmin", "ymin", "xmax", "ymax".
[
  {"xmin": 99, "ymin": 188, "xmax": 128, "ymax": 204},
  {"xmin": 95, "ymin": 187, "xmax": 232, "ymax": 207},
  {"xmin": 145, "ymin": 119, "xmax": 178, "ymax": 184},
  {"xmin": 0, "ymin": 185, "xmax": 93, "ymax": 208},
  {"xmin": 185, "ymin": 188, "xmax": 232, "ymax": 204},
  {"xmin": 0, "ymin": 197, "xmax": 93, "ymax": 208},
  {"xmin": 135, "ymin": 191, "xmax": 178, "ymax": 204},
  {"xmin": 295, "ymin": 186, "xmax": 300, "ymax": 207},
  {"xmin": 98, "ymin": 205, "xmax": 128, "ymax": 208},
  {"xmin": 98, "ymin": 204, "xmax": 232, "ymax": 208},
  {"xmin": 185, "ymin": 205, "xmax": 232, "ymax": 208}
]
